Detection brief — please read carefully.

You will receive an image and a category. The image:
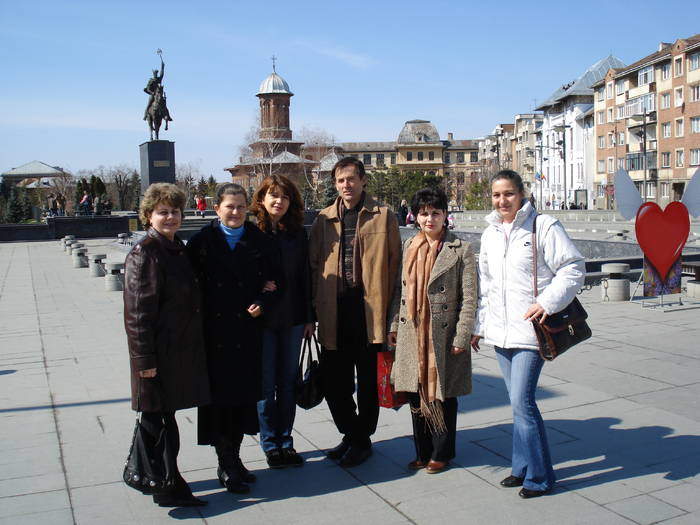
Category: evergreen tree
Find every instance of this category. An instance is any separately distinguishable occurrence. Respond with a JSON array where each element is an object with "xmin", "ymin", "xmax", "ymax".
[{"xmin": 5, "ymin": 187, "xmax": 26, "ymax": 223}]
